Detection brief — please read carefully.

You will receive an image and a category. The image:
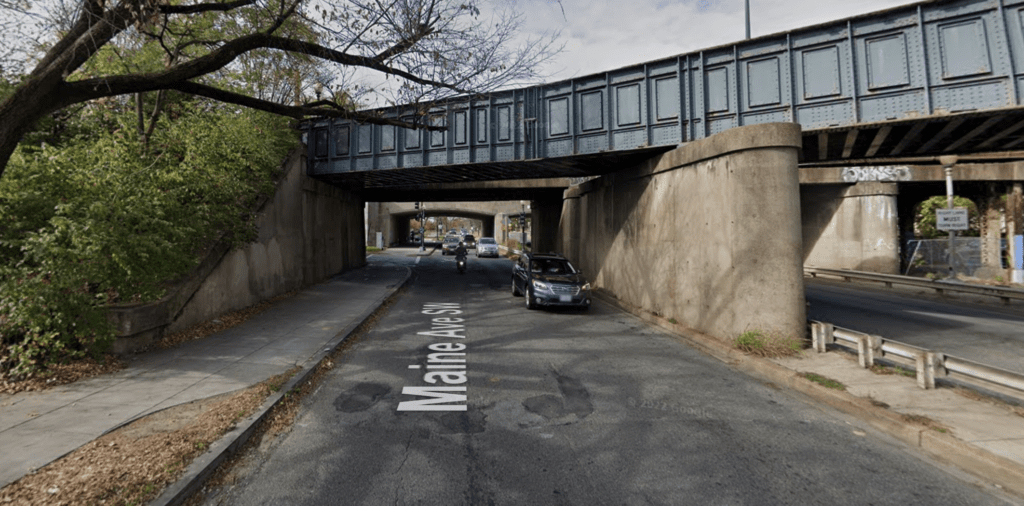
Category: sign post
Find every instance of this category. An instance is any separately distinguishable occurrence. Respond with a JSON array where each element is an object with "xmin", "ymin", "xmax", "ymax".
[
  {"xmin": 937, "ymin": 207, "xmax": 968, "ymax": 277},
  {"xmin": 940, "ymin": 159, "xmax": 959, "ymax": 277}
]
